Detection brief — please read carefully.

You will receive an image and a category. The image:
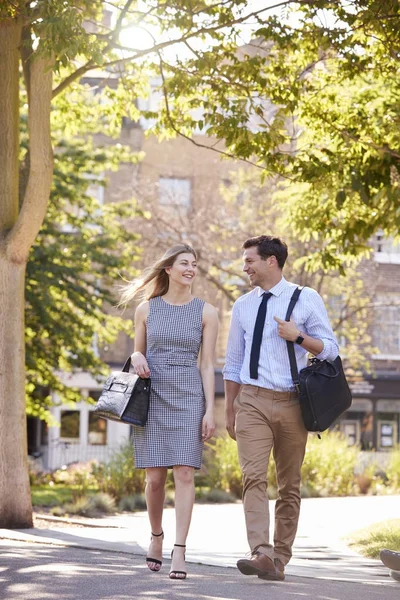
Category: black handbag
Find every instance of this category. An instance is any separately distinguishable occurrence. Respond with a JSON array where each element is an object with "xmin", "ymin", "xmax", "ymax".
[
  {"xmin": 93, "ymin": 357, "xmax": 151, "ymax": 427},
  {"xmin": 285, "ymin": 287, "xmax": 352, "ymax": 435}
]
